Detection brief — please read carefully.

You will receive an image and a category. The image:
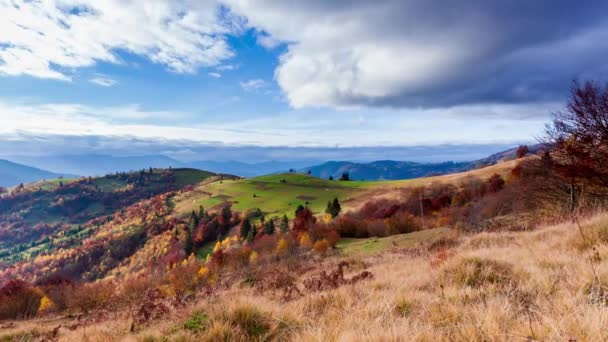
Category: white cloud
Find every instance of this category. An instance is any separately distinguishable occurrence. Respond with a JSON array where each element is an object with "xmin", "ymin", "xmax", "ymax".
[
  {"xmin": 240, "ymin": 78, "xmax": 266, "ymax": 92},
  {"xmin": 256, "ymin": 32, "xmax": 280, "ymax": 49},
  {"xmin": 0, "ymin": 0, "xmax": 236, "ymax": 80},
  {"xmin": 216, "ymin": 64, "xmax": 238, "ymax": 71},
  {"xmin": 89, "ymin": 75, "xmax": 117, "ymax": 87},
  {"xmin": 224, "ymin": 0, "xmax": 608, "ymax": 109},
  {"xmin": 208, "ymin": 72, "xmax": 222, "ymax": 78},
  {"xmin": 0, "ymin": 99, "xmax": 553, "ymax": 148}
]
